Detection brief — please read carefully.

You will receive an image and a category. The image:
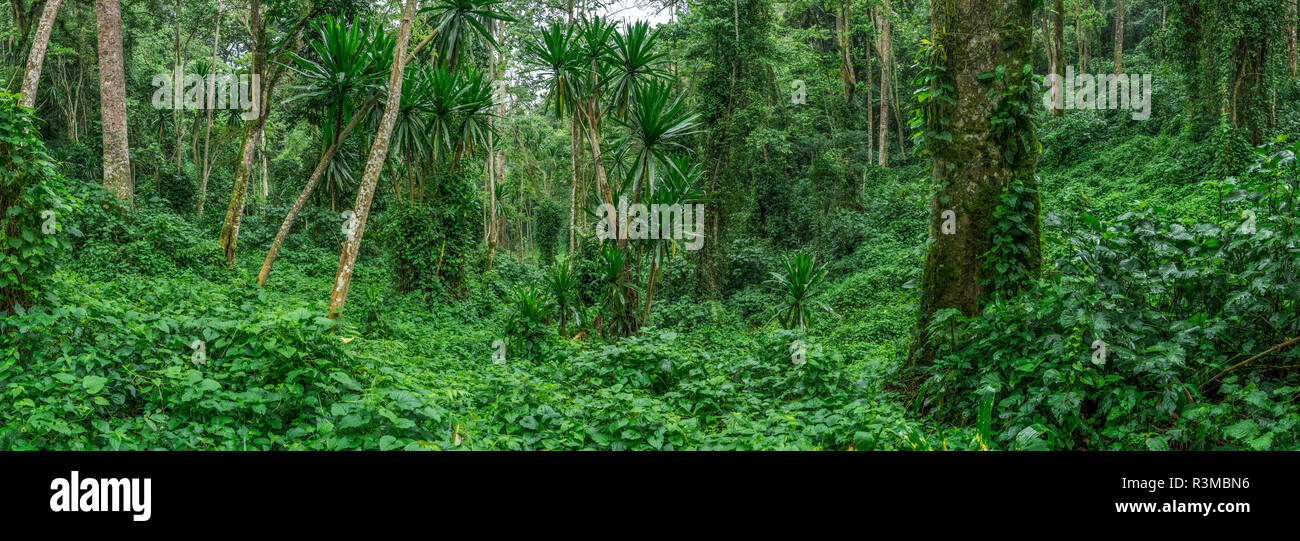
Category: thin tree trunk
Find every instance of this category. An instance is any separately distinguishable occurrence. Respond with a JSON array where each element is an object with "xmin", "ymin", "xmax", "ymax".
[
  {"xmin": 18, "ymin": 0, "xmax": 61, "ymax": 109},
  {"xmin": 875, "ymin": 0, "xmax": 893, "ymax": 168},
  {"xmin": 1290, "ymin": 0, "xmax": 1297, "ymax": 77},
  {"xmin": 197, "ymin": 7, "xmax": 221, "ymax": 221},
  {"xmin": 258, "ymin": 100, "xmax": 372, "ymax": 286},
  {"xmin": 1113, "ymin": 0, "xmax": 1124, "ymax": 75},
  {"xmin": 96, "ymin": 0, "xmax": 131, "ymax": 202},
  {"xmin": 173, "ymin": 0, "xmax": 184, "ymax": 171},
  {"xmin": 327, "ymin": 0, "xmax": 417, "ymax": 318},
  {"xmin": 1052, "ymin": 0, "xmax": 1064, "ymax": 116},
  {"xmin": 836, "ymin": 0, "xmax": 855, "ymax": 102}
]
